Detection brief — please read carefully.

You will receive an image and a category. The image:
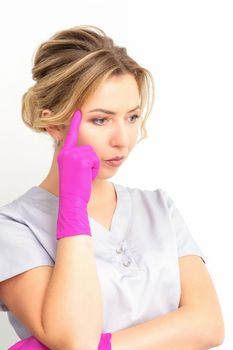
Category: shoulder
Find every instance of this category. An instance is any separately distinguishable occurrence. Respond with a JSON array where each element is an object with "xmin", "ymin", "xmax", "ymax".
[
  {"xmin": 115, "ymin": 182, "xmax": 166, "ymax": 197},
  {"xmin": 0, "ymin": 192, "xmax": 35, "ymax": 250},
  {"xmin": 0, "ymin": 189, "xmax": 55, "ymax": 285},
  {"xmin": 0, "ymin": 186, "xmax": 56, "ymax": 248},
  {"xmin": 0, "ymin": 188, "xmax": 33, "ymax": 224},
  {"xmin": 115, "ymin": 182, "xmax": 169, "ymax": 207}
]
